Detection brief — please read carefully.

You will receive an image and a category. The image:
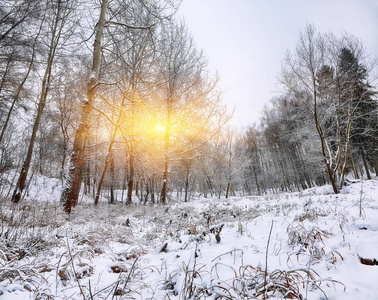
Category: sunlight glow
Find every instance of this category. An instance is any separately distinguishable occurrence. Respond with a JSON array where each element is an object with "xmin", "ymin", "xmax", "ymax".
[{"xmin": 154, "ymin": 125, "xmax": 166, "ymax": 133}]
